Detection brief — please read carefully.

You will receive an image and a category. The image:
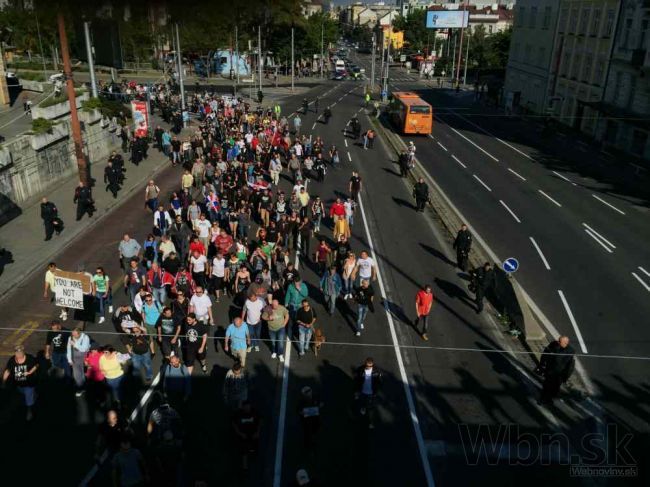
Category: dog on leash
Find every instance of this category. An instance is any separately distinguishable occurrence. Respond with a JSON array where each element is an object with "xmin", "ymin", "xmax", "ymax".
[{"xmin": 313, "ymin": 328, "xmax": 326, "ymax": 356}]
